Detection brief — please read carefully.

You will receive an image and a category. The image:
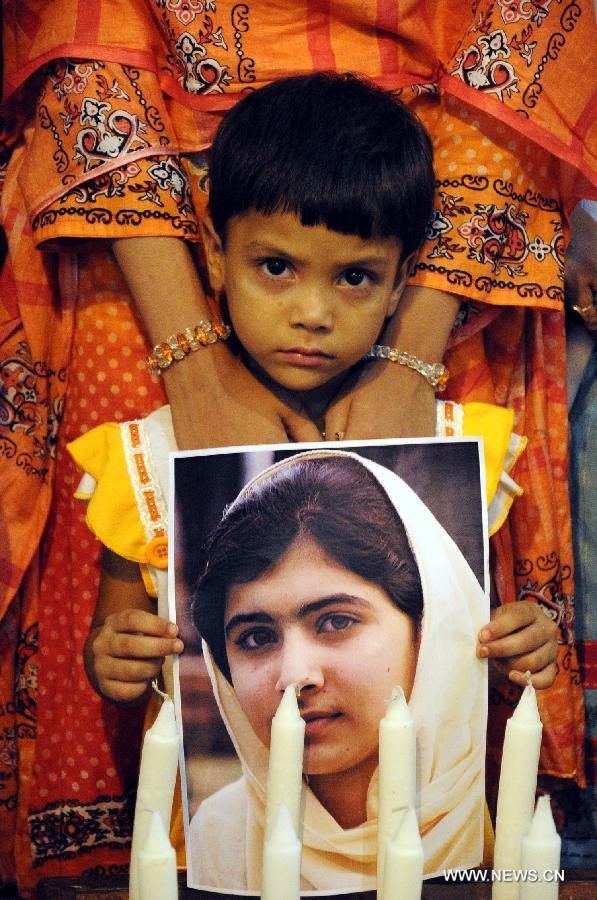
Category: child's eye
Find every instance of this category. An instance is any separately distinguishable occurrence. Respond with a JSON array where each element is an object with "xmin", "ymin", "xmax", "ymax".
[
  {"xmin": 317, "ymin": 613, "xmax": 358, "ymax": 634},
  {"xmin": 339, "ymin": 268, "xmax": 375, "ymax": 288},
  {"xmin": 235, "ymin": 627, "xmax": 277, "ymax": 651},
  {"xmin": 259, "ymin": 257, "xmax": 290, "ymax": 277}
]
